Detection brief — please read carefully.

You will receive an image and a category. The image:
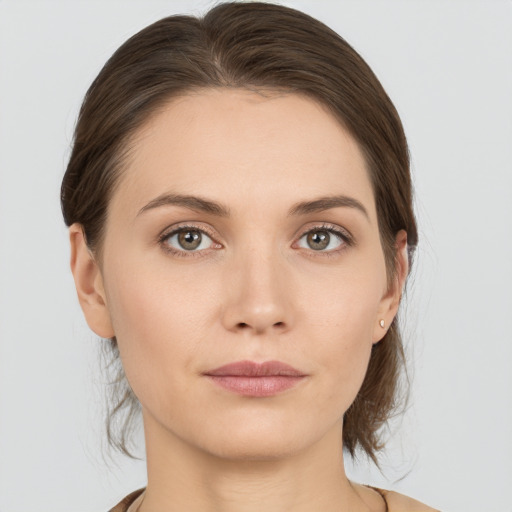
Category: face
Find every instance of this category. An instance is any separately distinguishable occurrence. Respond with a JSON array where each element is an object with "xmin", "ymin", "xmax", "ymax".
[{"xmin": 72, "ymin": 88, "xmax": 404, "ymax": 460}]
